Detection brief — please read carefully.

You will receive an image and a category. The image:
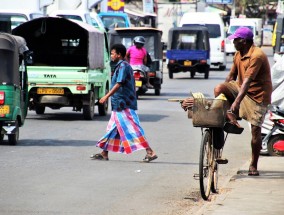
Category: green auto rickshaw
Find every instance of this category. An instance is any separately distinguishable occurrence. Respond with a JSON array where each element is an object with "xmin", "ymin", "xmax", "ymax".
[{"xmin": 0, "ymin": 33, "xmax": 30, "ymax": 145}]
